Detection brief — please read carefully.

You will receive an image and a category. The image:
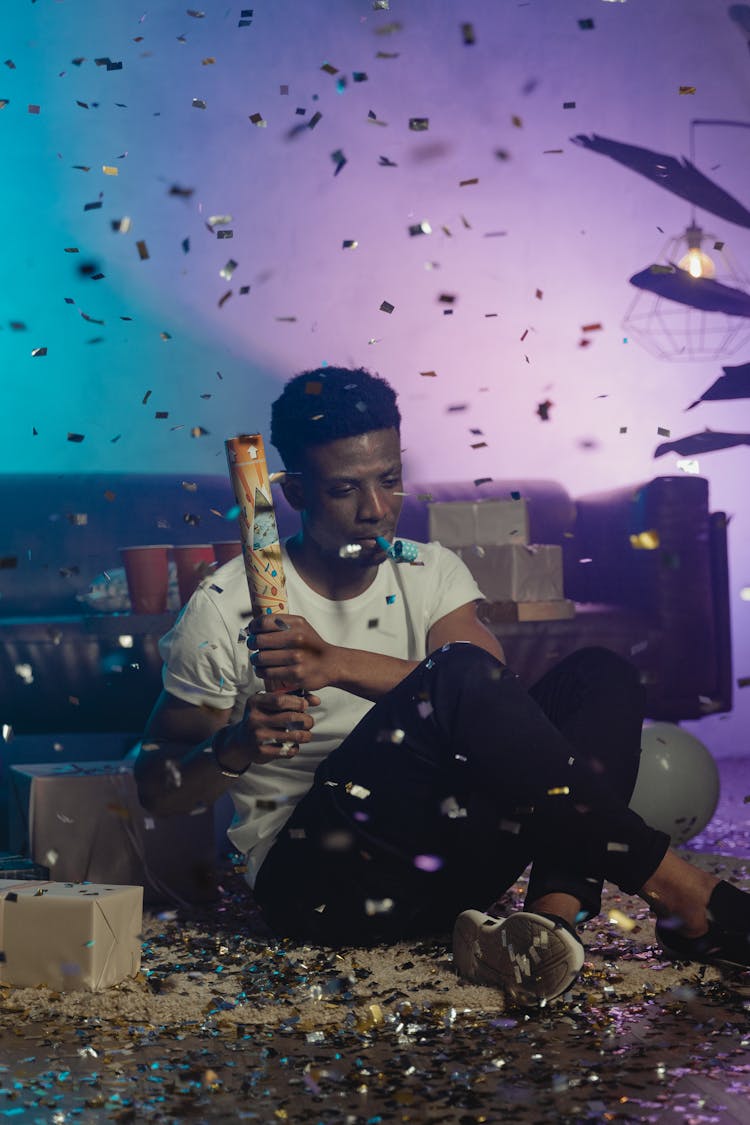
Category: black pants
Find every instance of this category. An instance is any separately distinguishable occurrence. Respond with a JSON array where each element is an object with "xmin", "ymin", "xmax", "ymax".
[{"xmin": 254, "ymin": 645, "xmax": 671, "ymax": 946}]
